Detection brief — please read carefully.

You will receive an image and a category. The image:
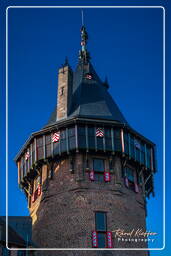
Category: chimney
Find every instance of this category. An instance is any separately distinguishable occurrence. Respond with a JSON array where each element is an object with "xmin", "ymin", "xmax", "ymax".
[{"xmin": 56, "ymin": 63, "xmax": 73, "ymax": 121}]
